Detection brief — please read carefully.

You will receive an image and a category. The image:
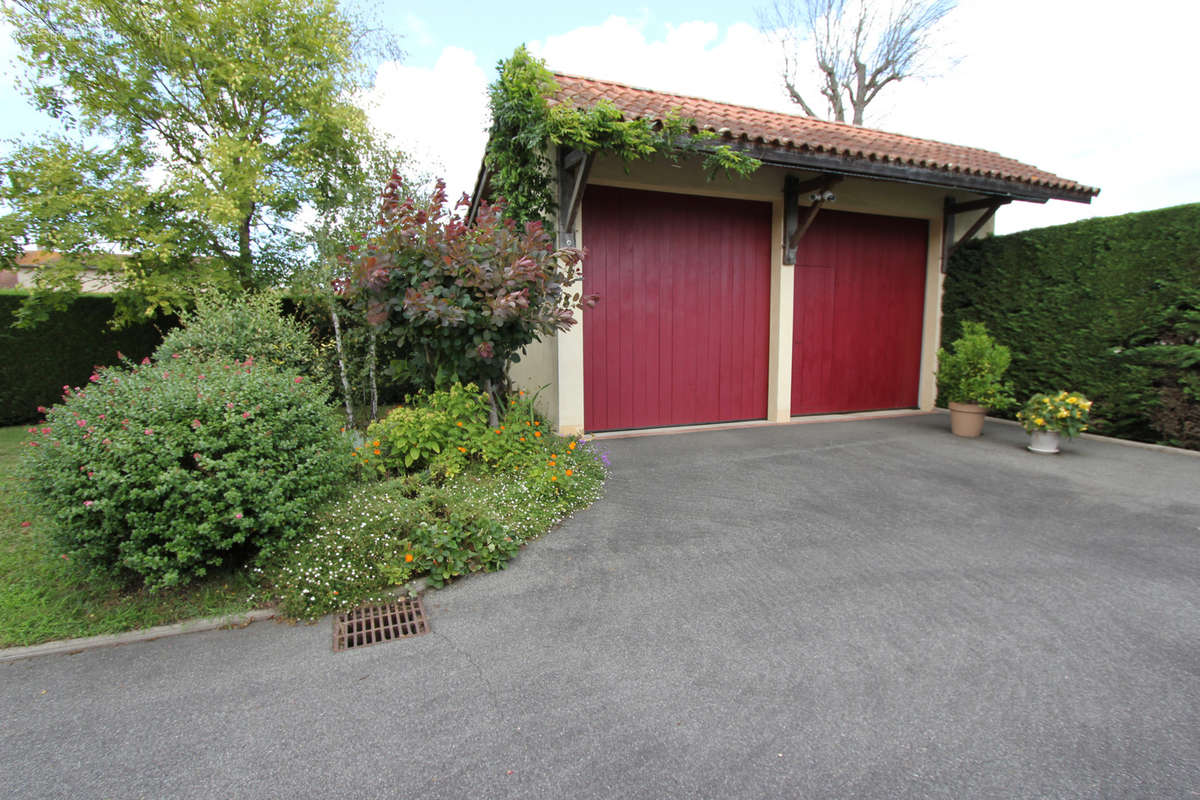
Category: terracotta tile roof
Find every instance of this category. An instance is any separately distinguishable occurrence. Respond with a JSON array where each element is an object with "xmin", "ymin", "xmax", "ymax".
[{"xmin": 551, "ymin": 73, "xmax": 1098, "ymax": 201}]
